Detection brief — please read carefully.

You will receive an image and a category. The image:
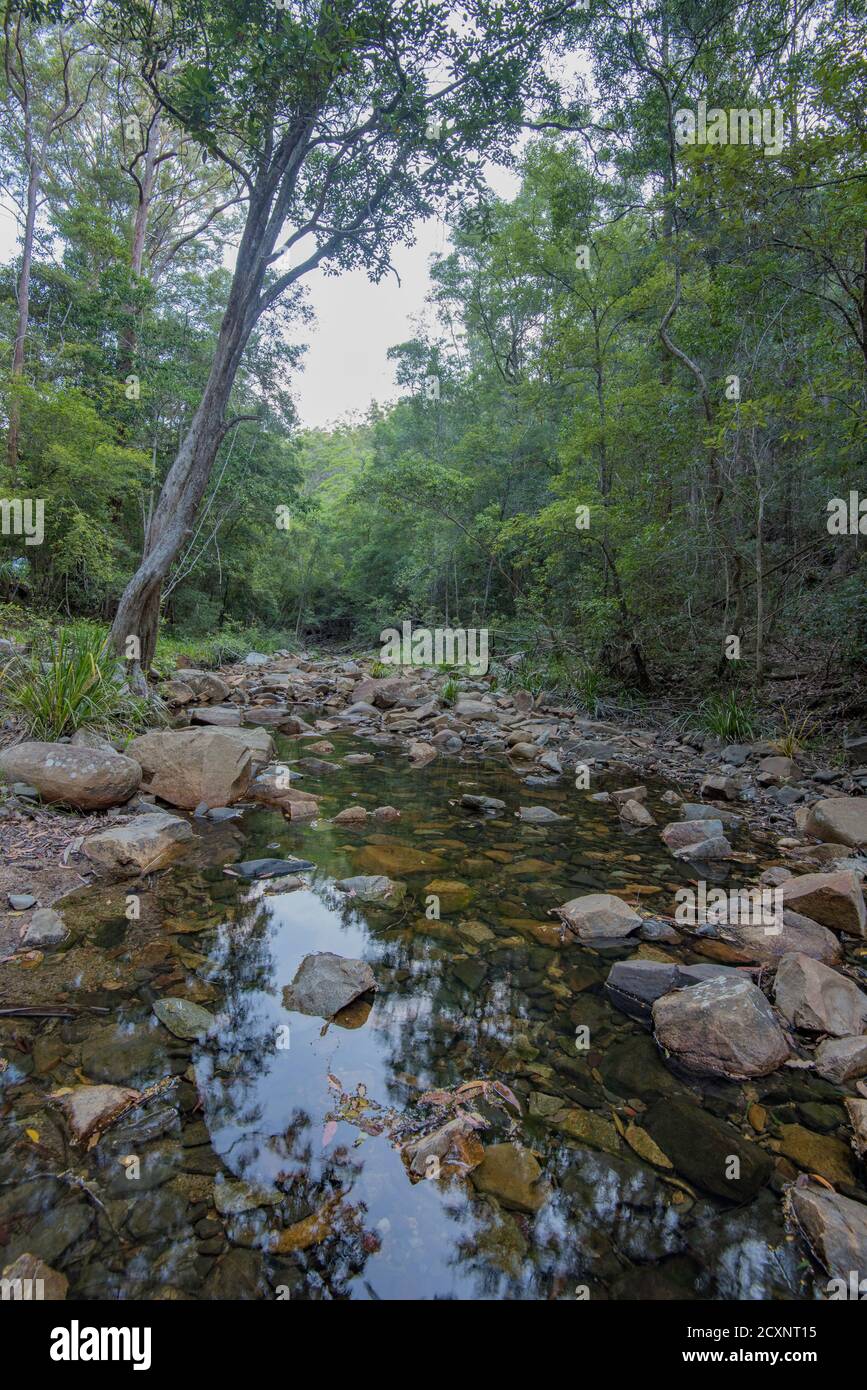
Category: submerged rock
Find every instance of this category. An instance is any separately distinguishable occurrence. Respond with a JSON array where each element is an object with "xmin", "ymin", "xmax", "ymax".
[
  {"xmin": 59, "ymin": 1083, "xmax": 140, "ymax": 1144},
  {"xmin": 0, "ymin": 741, "xmax": 141, "ymax": 811},
  {"xmin": 153, "ymin": 997, "xmax": 216, "ymax": 1040},
  {"xmin": 335, "ymin": 874, "xmax": 406, "ymax": 905},
  {"xmin": 0, "ymin": 1253, "xmax": 68, "ymax": 1301},
  {"xmin": 471, "ymin": 1142, "xmax": 549, "ymax": 1214},
  {"xmin": 22, "ymin": 907, "xmax": 67, "ymax": 948},
  {"xmin": 516, "ymin": 805, "xmax": 568, "ymax": 823},
  {"xmin": 774, "ymin": 952, "xmax": 867, "ymax": 1037},
  {"xmin": 460, "ymin": 793, "xmax": 506, "ymax": 815},
  {"xmin": 233, "ymin": 857, "xmax": 314, "ymax": 879},
  {"xmin": 644, "ymin": 1097, "xmax": 773, "ymax": 1201},
  {"xmin": 282, "ymin": 951, "xmax": 376, "ymax": 1019},
  {"xmin": 652, "ymin": 975, "xmax": 791, "ymax": 1079}
]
